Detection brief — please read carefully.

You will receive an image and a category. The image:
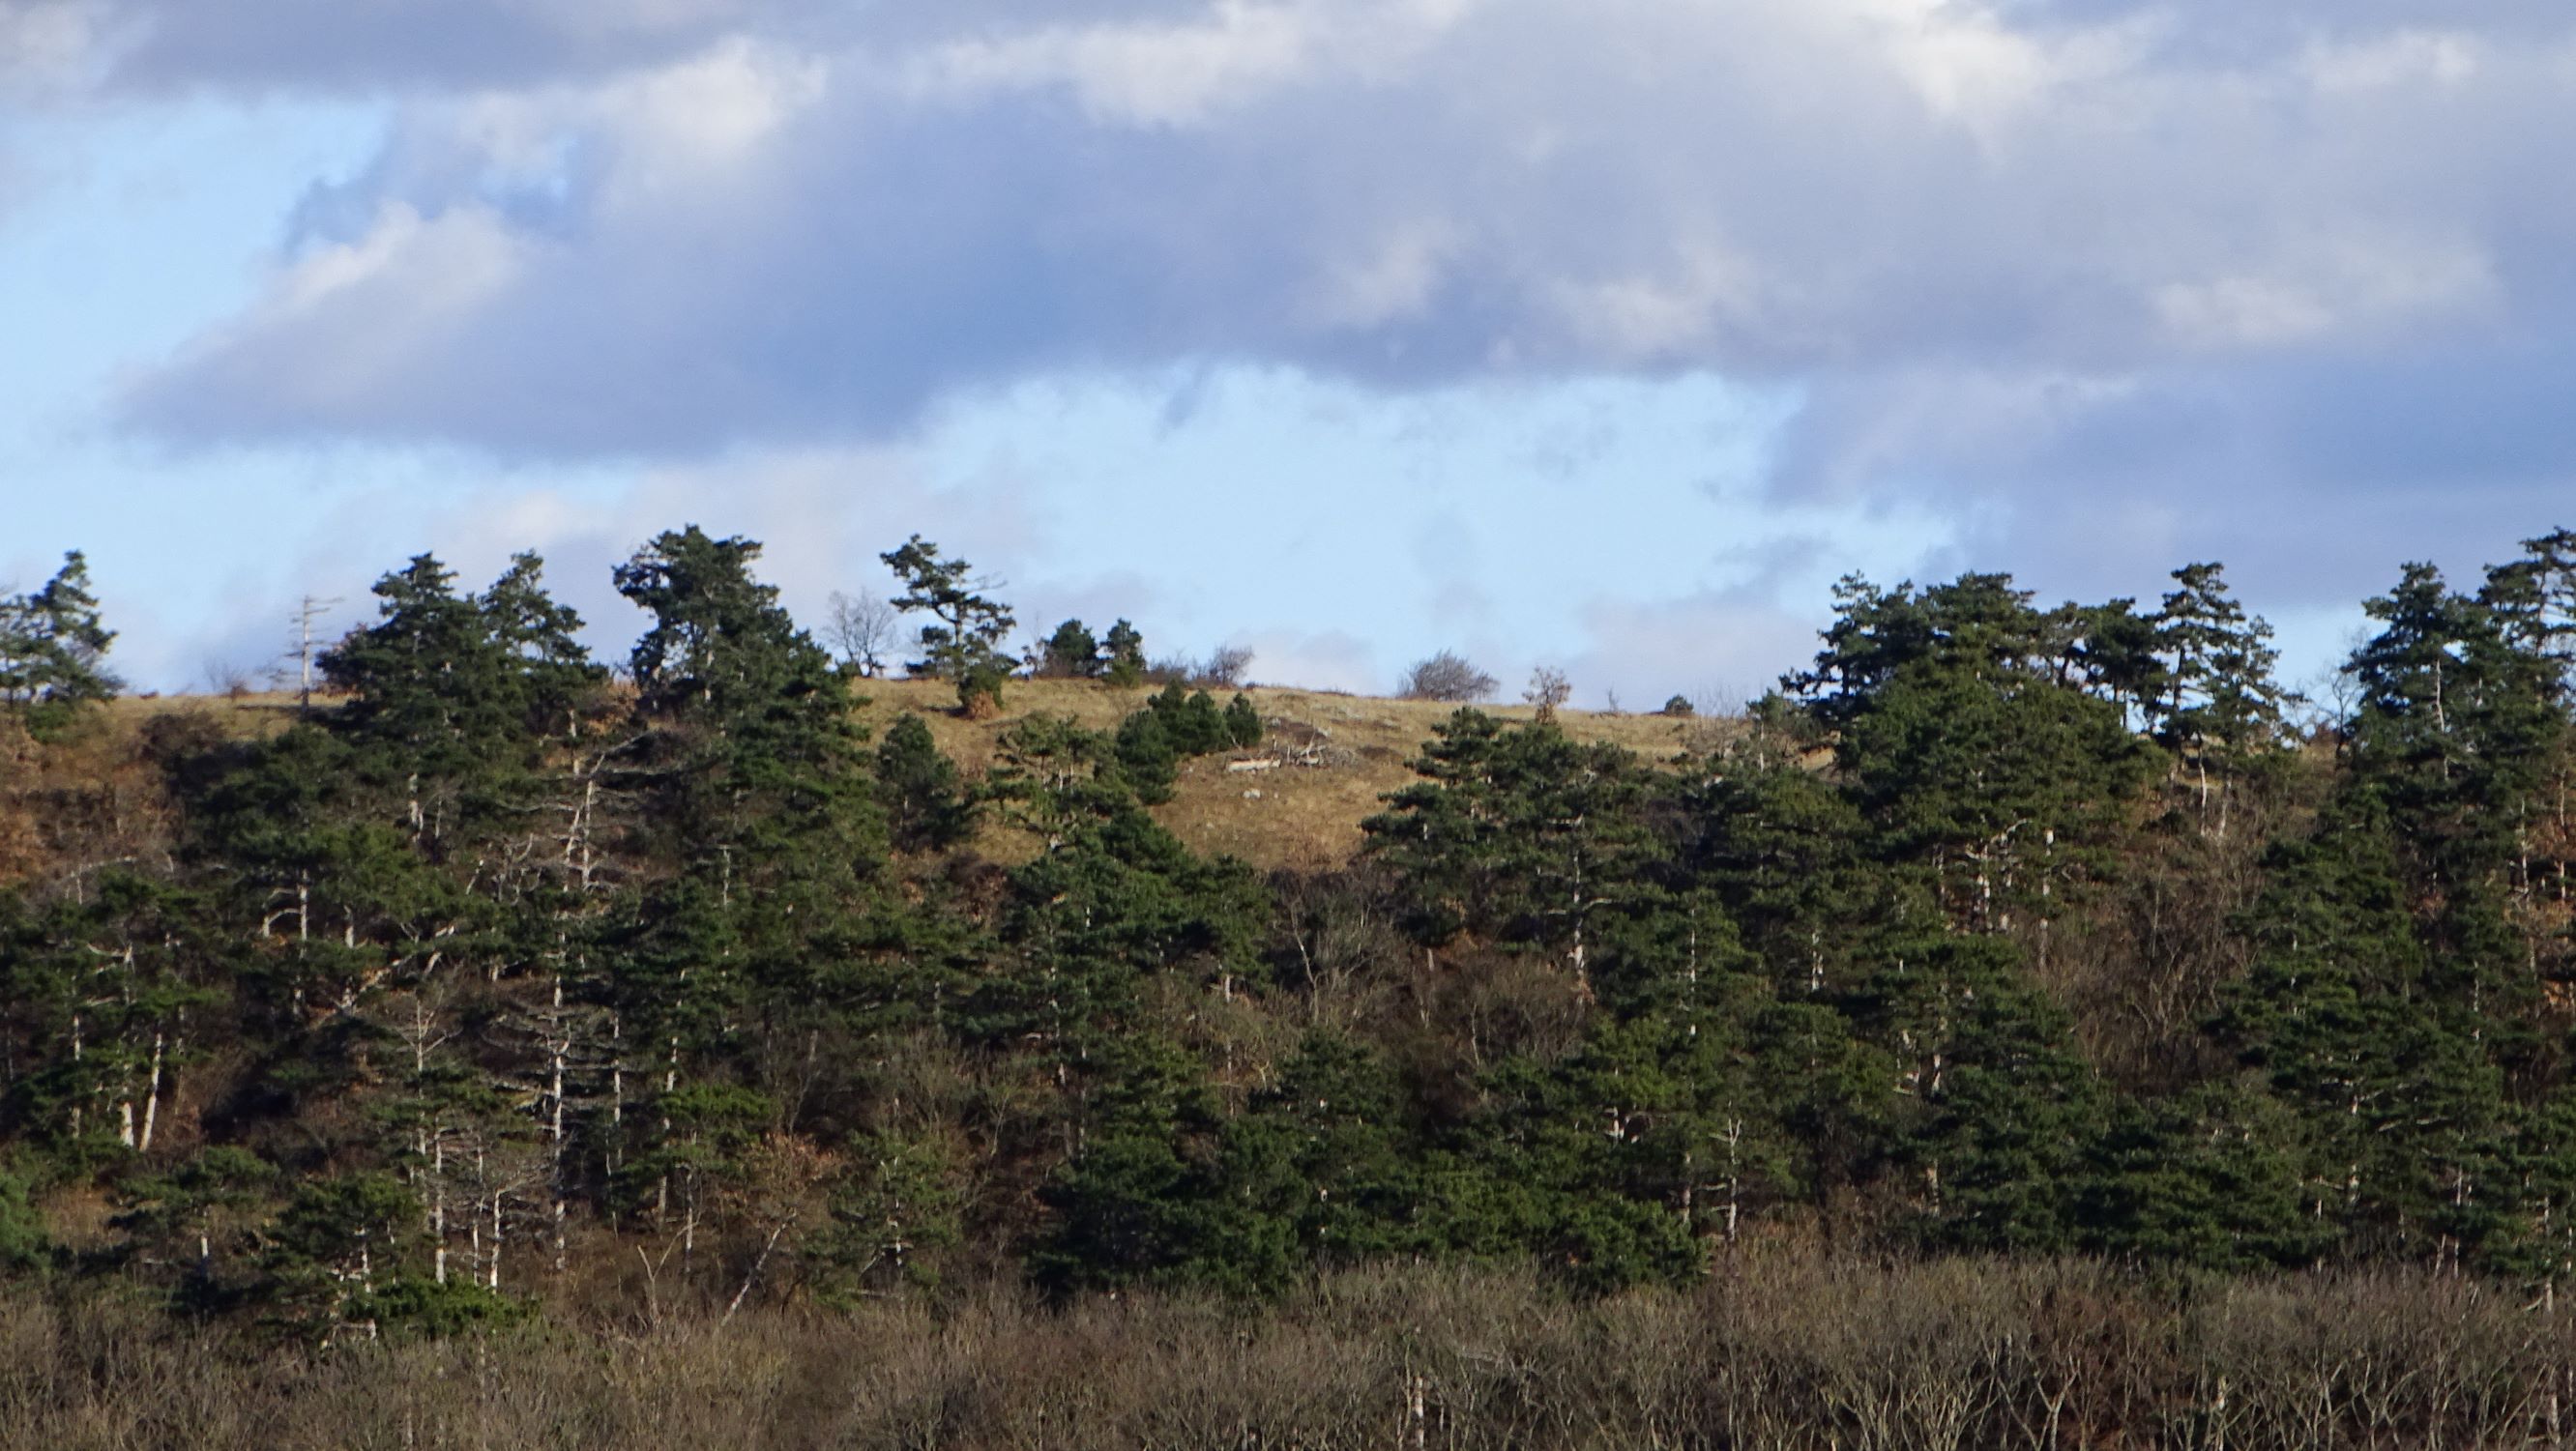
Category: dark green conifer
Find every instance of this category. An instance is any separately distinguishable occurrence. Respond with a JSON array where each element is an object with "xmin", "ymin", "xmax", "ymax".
[
  {"xmin": 1112, "ymin": 707, "xmax": 1179, "ymax": 805},
  {"xmin": 1101, "ymin": 619, "xmax": 1147, "ymax": 687},
  {"xmin": 0, "ymin": 551, "xmax": 118, "ymax": 738},
  {"xmin": 1042, "ymin": 618, "xmax": 1102, "ymax": 678},
  {"xmin": 875, "ymin": 713, "xmax": 975, "ymax": 851},
  {"xmin": 1224, "ymin": 692, "xmax": 1264, "ymax": 747}
]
